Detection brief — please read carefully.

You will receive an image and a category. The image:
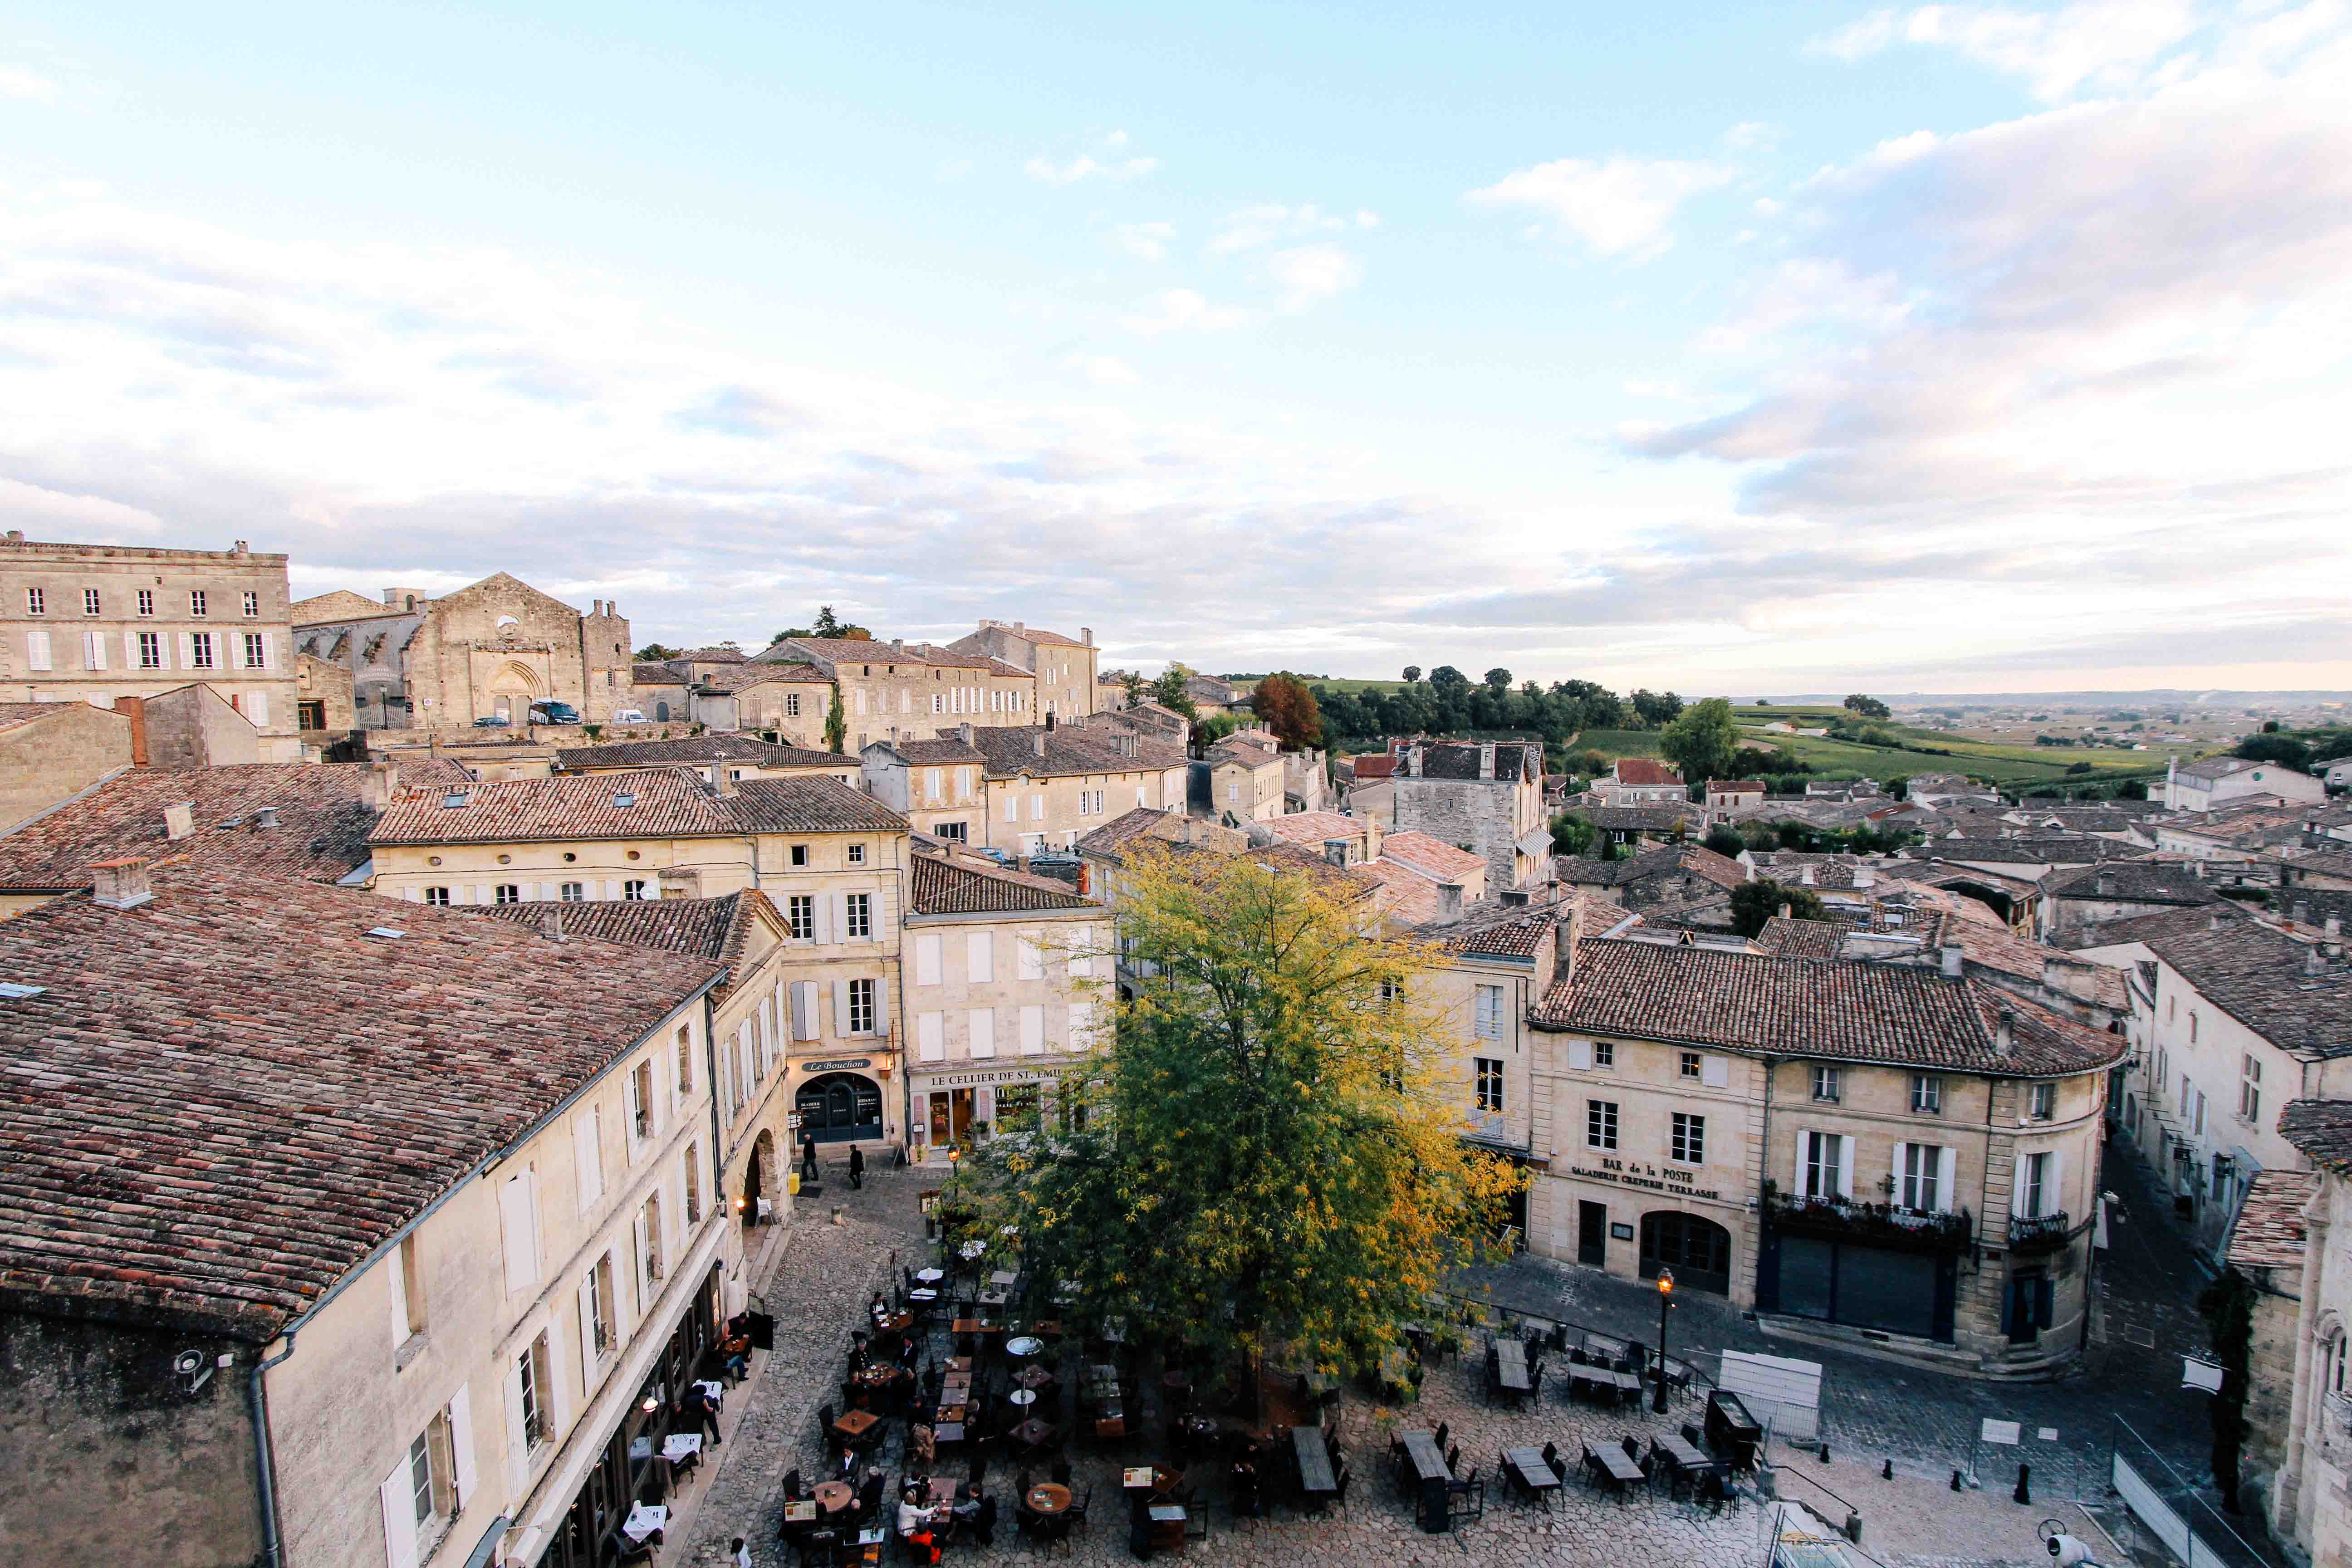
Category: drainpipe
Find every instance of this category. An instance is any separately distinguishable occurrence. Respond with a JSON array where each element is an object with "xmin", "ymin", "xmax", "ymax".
[{"xmin": 247, "ymin": 1331, "xmax": 300, "ymax": 1568}]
